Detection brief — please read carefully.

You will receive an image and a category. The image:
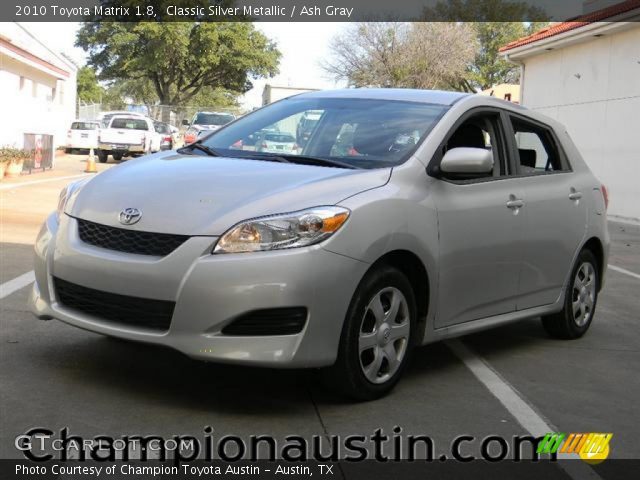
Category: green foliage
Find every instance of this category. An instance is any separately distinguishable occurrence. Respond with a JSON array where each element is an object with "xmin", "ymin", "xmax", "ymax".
[
  {"xmin": 187, "ymin": 86, "xmax": 241, "ymax": 109},
  {"xmin": 77, "ymin": 66, "xmax": 103, "ymax": 103},
  {"xmin": 76, "ymin": 22, "xmax": 280, "ymax": 106},
  {"xmin": 102, "ymin": 78, "xmax": 240, "ymax": 110},
  {"xmin": 422, "ymin": 0, "xmax": 549, "ymax": 91}
]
